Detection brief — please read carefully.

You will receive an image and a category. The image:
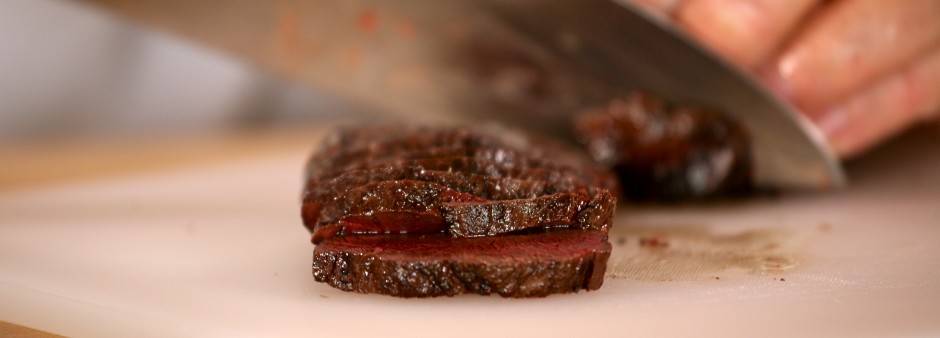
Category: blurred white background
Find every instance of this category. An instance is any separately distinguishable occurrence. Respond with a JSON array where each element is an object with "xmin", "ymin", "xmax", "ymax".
[{"xmin": 0, "ymin": 0, "xmax": 363, "ymax": 141}]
